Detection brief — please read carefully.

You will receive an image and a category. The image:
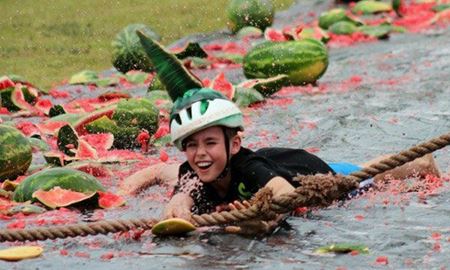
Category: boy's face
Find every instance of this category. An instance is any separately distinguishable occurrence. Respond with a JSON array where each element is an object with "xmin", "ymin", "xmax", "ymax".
[{"xmin": 184, "ymin": 126, "xmax": 240, "ymax": 183}]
